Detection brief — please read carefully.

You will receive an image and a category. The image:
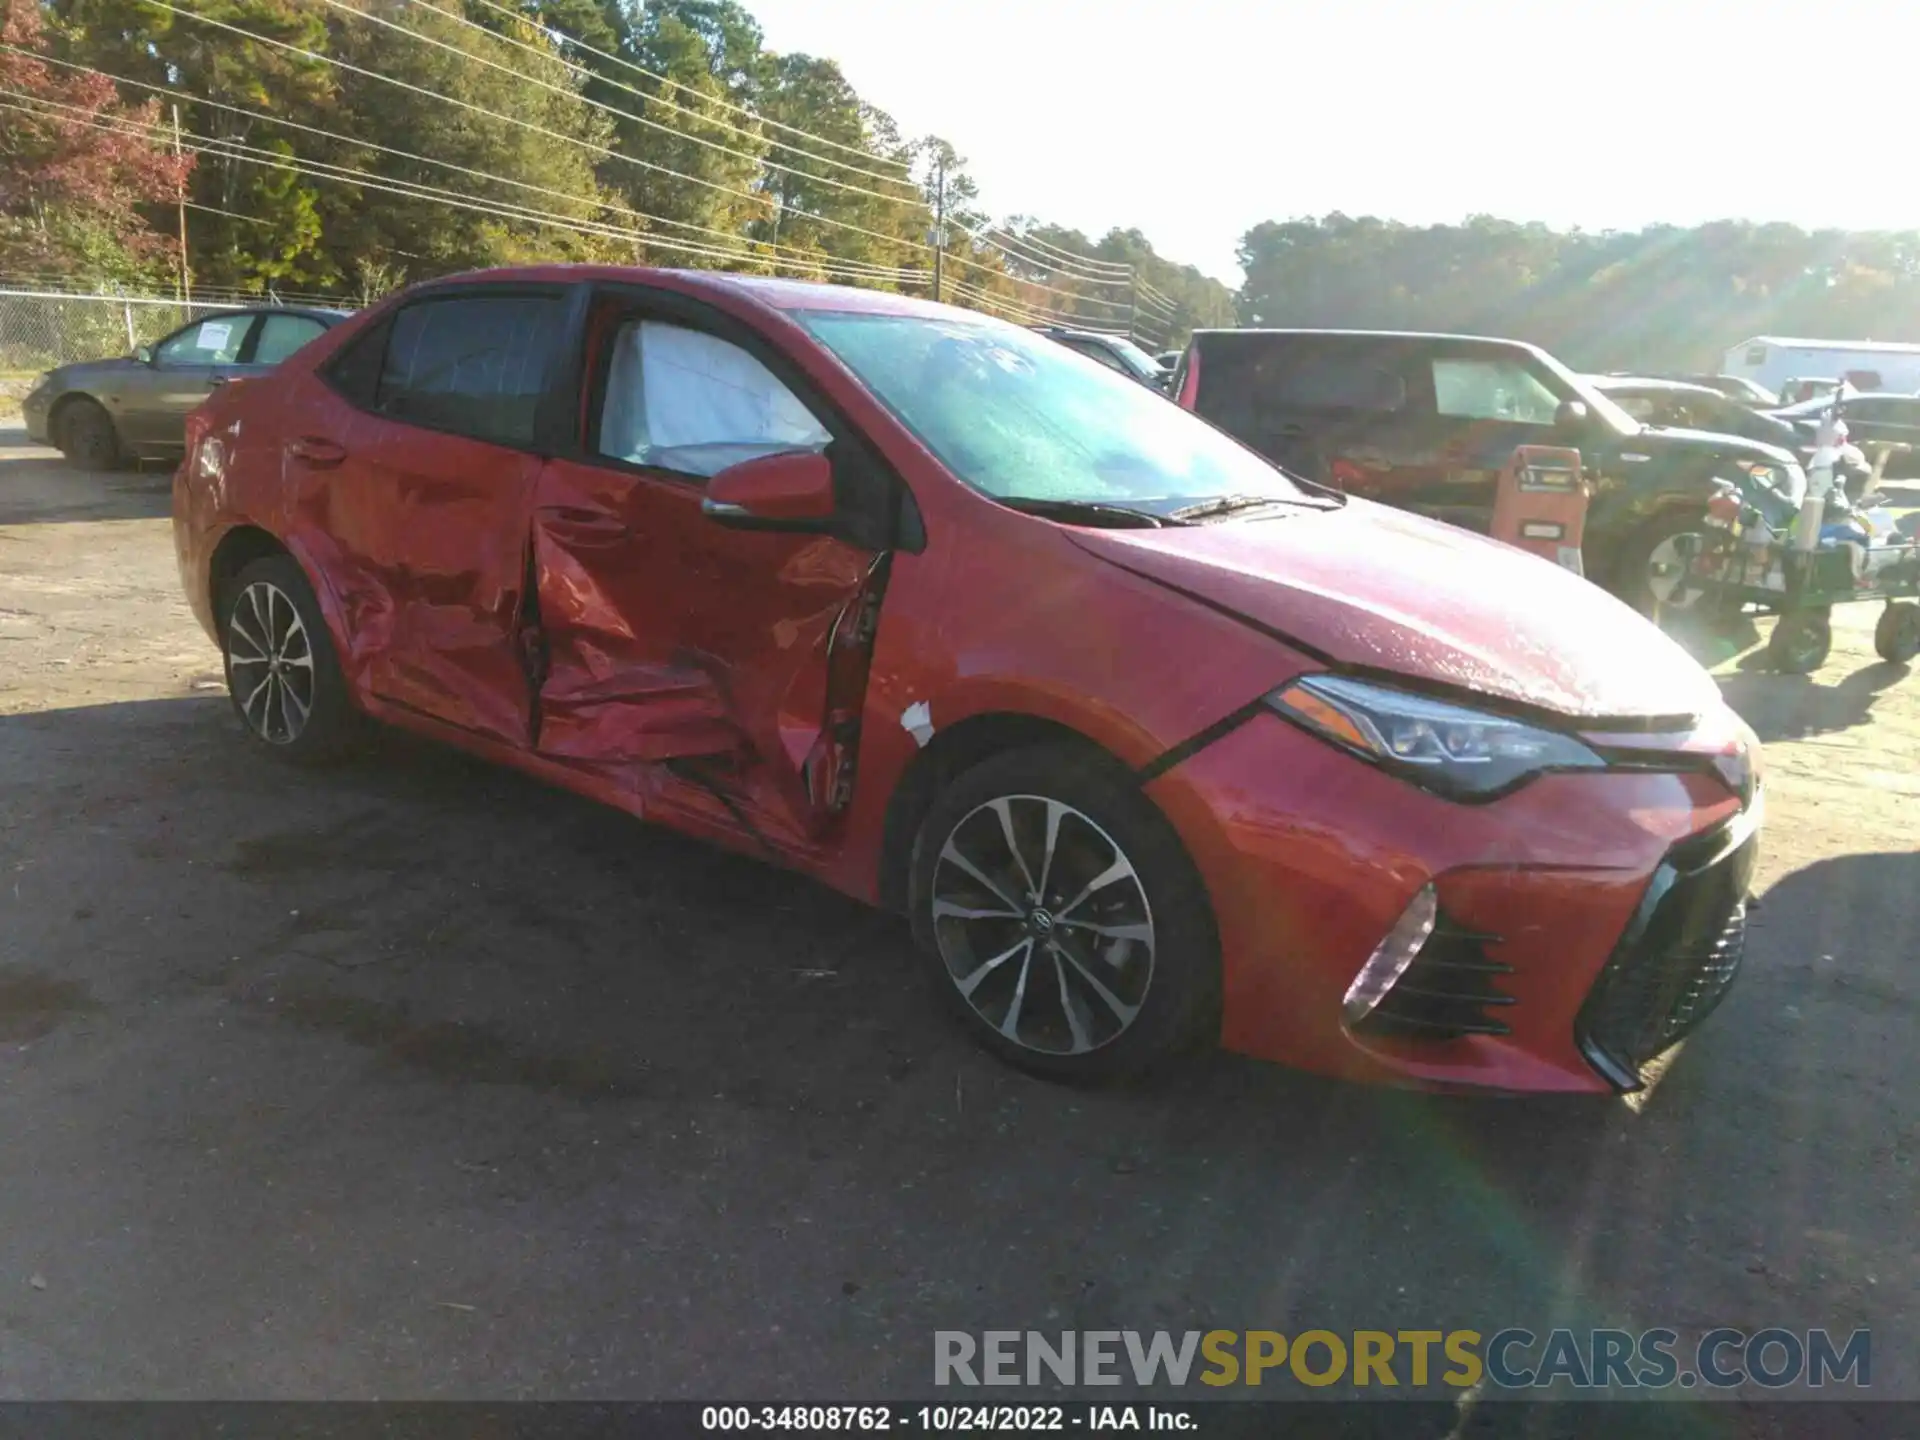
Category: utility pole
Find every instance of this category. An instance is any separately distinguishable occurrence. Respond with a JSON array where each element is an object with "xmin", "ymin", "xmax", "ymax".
[
  {"xmin": 1127, "ymin": 273, "xmax": 1139, "ymax": 345},
  {"xmin": 172, "ymin": 105, "xmax": 191, "ymax": 309},
  {"xmin": 931, "ymin": 151, "xmax": 945, "ymax": 304}
]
